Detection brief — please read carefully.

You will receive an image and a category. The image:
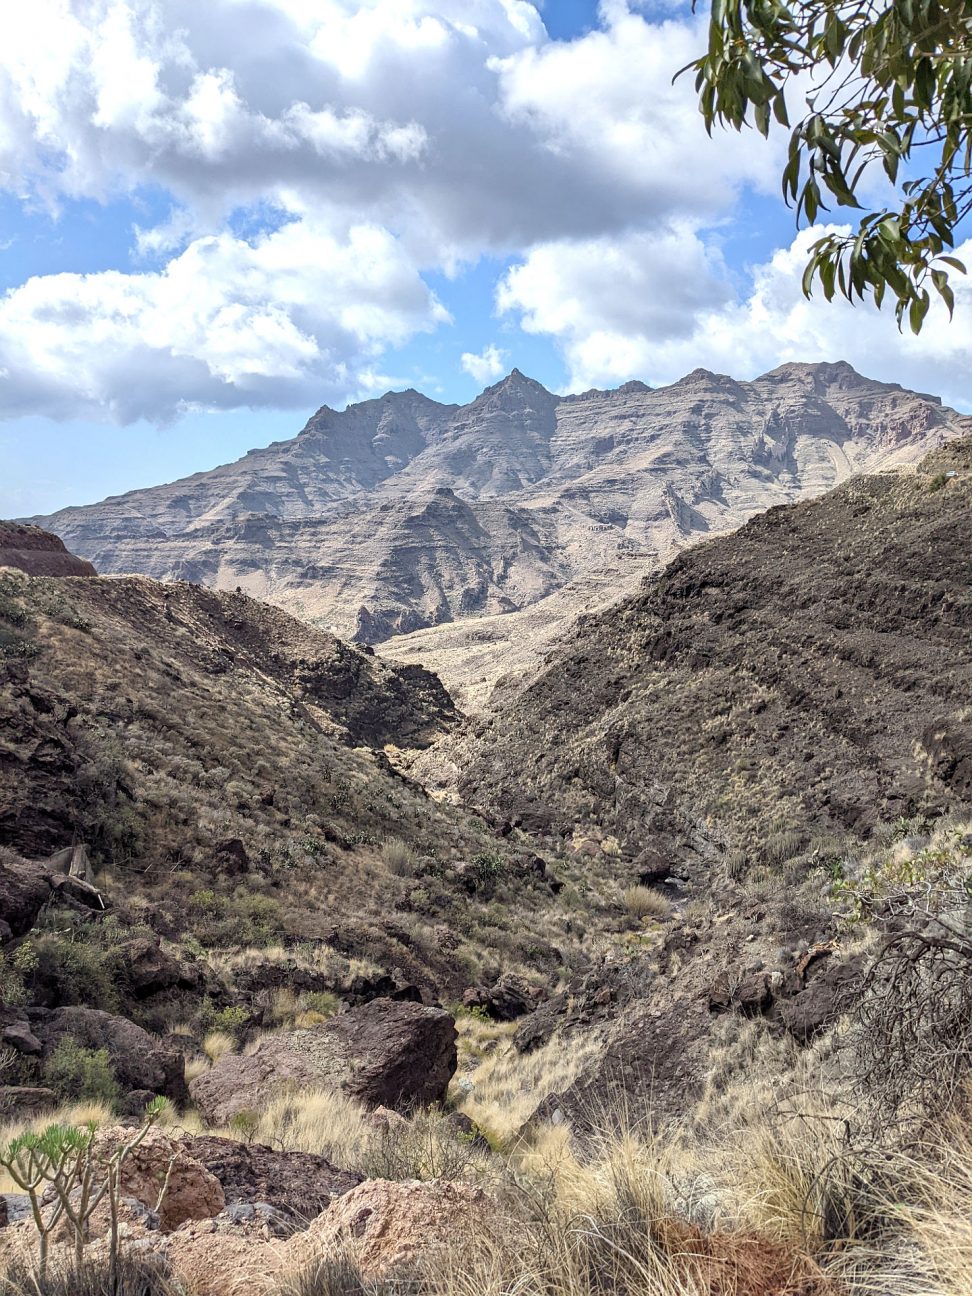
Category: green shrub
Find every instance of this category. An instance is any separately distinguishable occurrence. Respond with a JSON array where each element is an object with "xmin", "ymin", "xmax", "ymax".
[
  {"xmin": 29, "ymin": 932, "xmax": 121, "ymax": 1013},
  {"xmin": 42, "ymin": 1038, "xmax": 120, "ymax": 1108}
]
